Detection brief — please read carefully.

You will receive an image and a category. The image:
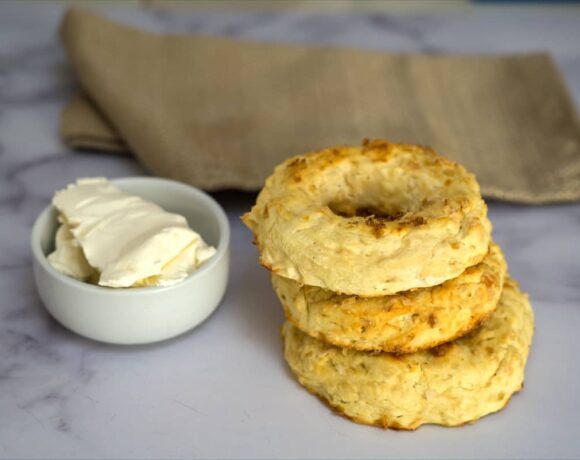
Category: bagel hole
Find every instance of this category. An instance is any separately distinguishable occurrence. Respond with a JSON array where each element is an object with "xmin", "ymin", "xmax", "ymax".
[{"xmin": 328, "ymin": 200, "xmax": 407, "ymax": 221}]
